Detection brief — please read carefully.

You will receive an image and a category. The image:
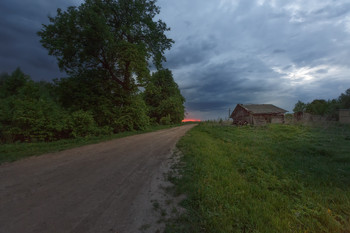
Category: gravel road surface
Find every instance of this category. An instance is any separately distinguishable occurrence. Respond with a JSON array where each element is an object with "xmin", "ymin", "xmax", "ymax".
[{"xmin": 0, "ymin": 124, "xmax": 195, "ymax": 233}]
